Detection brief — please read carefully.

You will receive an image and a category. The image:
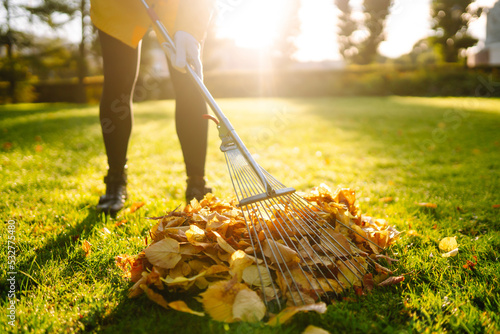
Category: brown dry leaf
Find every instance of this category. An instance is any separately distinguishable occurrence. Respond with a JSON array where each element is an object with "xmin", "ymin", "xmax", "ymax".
[
  {"xmin": 168, "ymin": 300, "xmax": 205, "ymax": 317},
  {"xmin": 229, "ymin": 250, "xmax": 254, "ymax": 281},
  {"xmin": 439, "ymin": 236, "xmax": 458, "ymax": 252},
  {"xmin": 262, "ymin": 240, "xmax": 300, "ymax": 264},
  {"xmin": 302, "ymin": 325, "xmax": 331, "ymax": 334},
  {"xmin": 378, "ymin": 275, "xmax": 404, "ymax": 287},
  {"xmin": 200, "ymin": 278, "xmax": 249, "ymax": 322},
  {"xmin": 242, "ymin": 265, "xmax": 273, "ymax": 287},
  {"xmin": 140, "ymin": 284, "xmax": 169, "ymax": 309},
  {"xmin": 117, "ymin": 184, "xmax": 401, "ymax": 323},
  {"xmin": 417, "ymin": 202, "xmax": 437, "ymax": 209},
  {"xmin": 232, "ymin": 289, "xmax": 266, "ymax": 322},
  {"xmin": 212, "ymin": 231, "xmax": 236, "ymax": 254},
  {"xmin": 82, "ymin": 240, "xmax": 92, "ymax": 257},
  {"xmin": 267, "ymin": 302, "xmax": 327, "ymax": 326},
  {"xmin": 144, "ymin": 238, "xmax": 182, "ymax": 269}
]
